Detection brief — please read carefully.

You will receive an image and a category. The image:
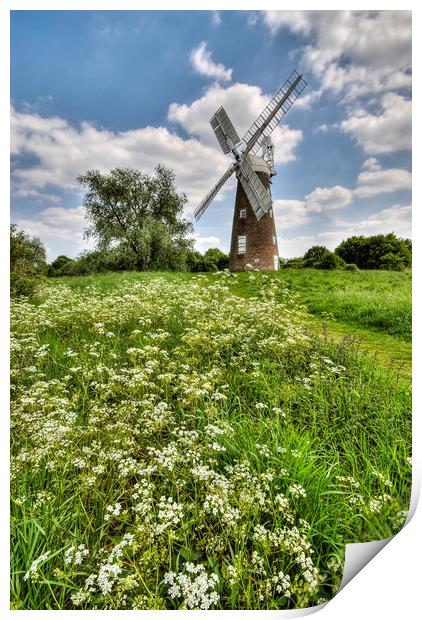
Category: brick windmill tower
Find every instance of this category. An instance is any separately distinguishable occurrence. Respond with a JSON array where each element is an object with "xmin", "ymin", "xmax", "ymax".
[{"xmin": 195, "ymin": 70, "xmax": 307, "ymax": 271}]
